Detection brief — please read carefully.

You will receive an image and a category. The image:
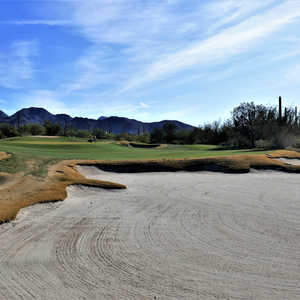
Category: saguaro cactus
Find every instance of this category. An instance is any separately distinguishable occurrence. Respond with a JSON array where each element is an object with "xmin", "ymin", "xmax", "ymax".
[{"xmin": 279, "ymin": 96, "xmax": 282, "ymax": 121}]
